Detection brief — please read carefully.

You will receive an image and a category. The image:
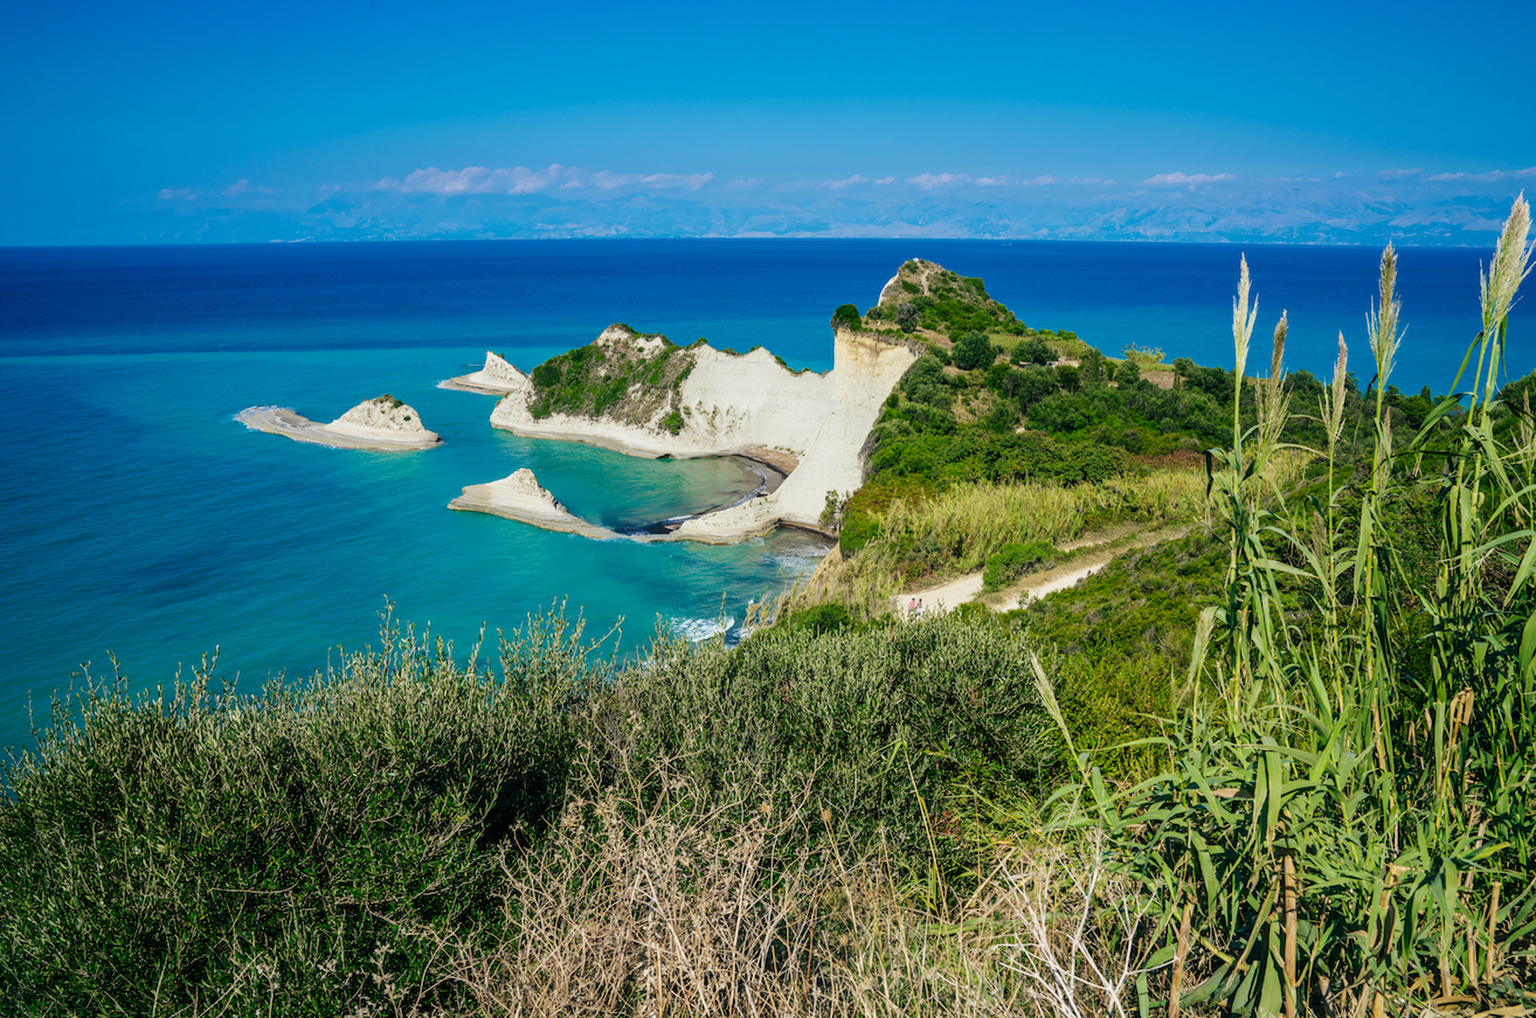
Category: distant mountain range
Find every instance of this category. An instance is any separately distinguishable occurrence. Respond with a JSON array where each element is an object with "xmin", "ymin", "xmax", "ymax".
[{"xmin": 128, "ymin": 175, "xmax": 1531, "ymax": 246}]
